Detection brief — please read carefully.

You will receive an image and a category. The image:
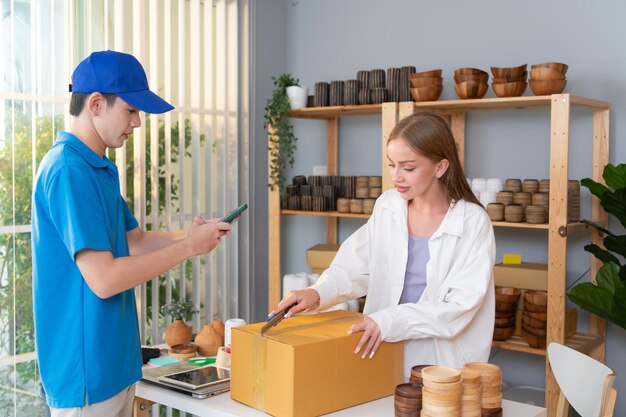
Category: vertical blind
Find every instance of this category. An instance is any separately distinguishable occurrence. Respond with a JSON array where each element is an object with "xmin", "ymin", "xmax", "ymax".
[{"xmin": 0, "ymin": 0, "xmax": 249, "ymax": 414}]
